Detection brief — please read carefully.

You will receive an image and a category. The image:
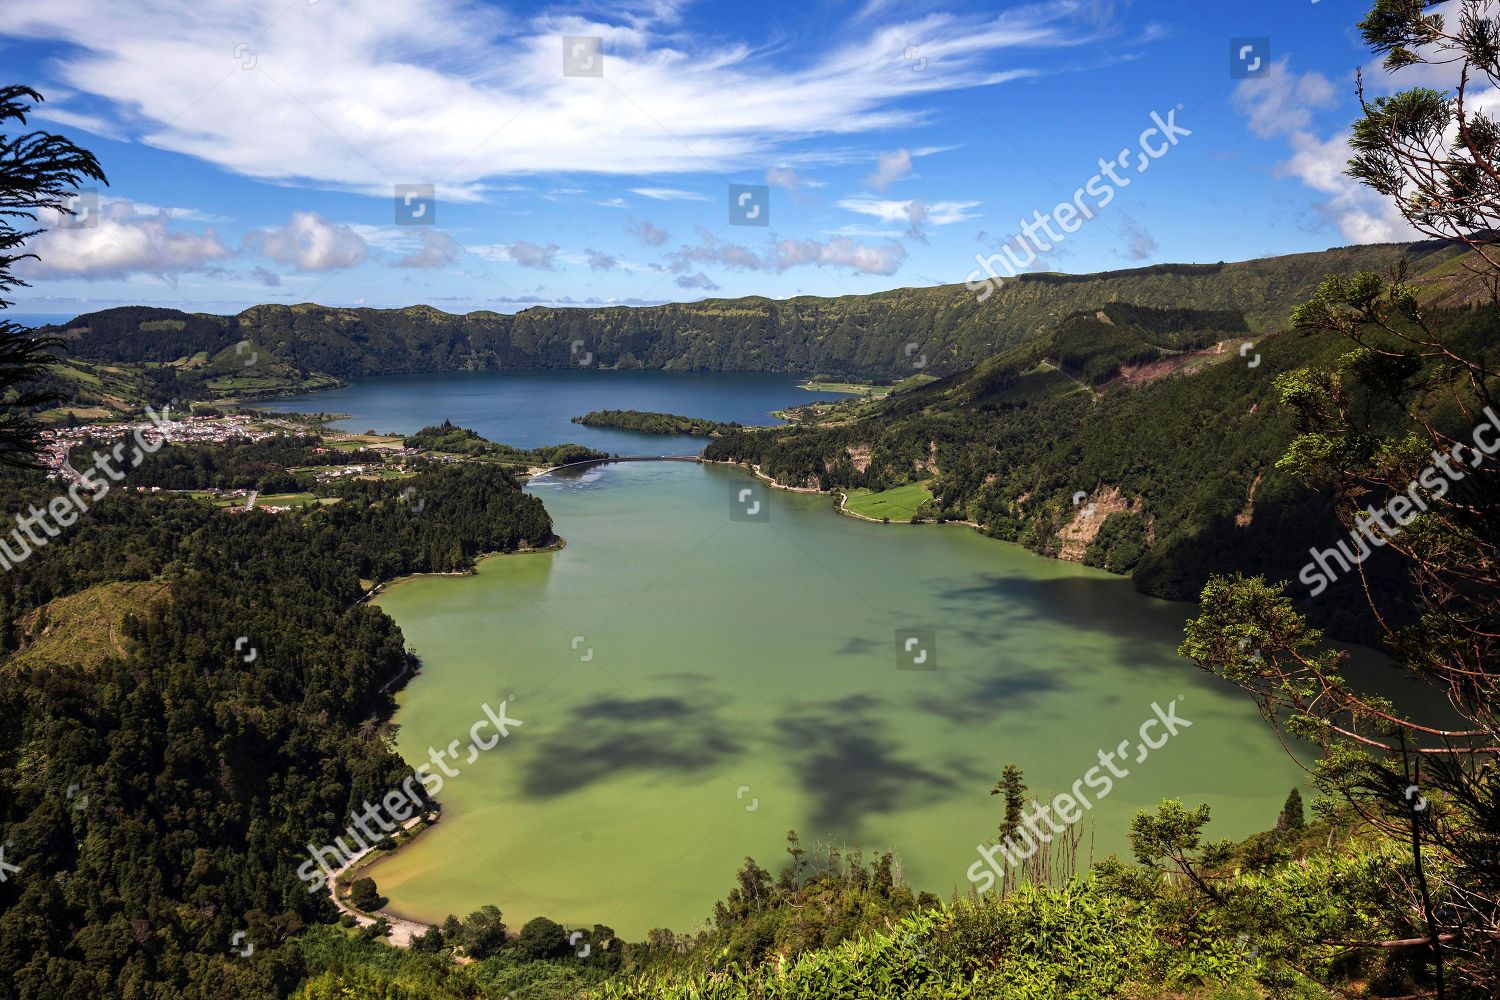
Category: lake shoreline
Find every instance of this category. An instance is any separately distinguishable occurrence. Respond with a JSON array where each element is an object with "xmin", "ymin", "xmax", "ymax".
[
  {"xmin": 363, "ymin": 537, "xmax": 567, "ymax": 602},
  {"xmin": 708, "ymin": 458, "xmax": 988, "ymax": 532},
  {"xmin": 326, "ymin": 815, "xmax": 436, "ymax": 946},
  {"xmin": 355, "ymin": 456, "xmax": 1328, "ymax": 939}
]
